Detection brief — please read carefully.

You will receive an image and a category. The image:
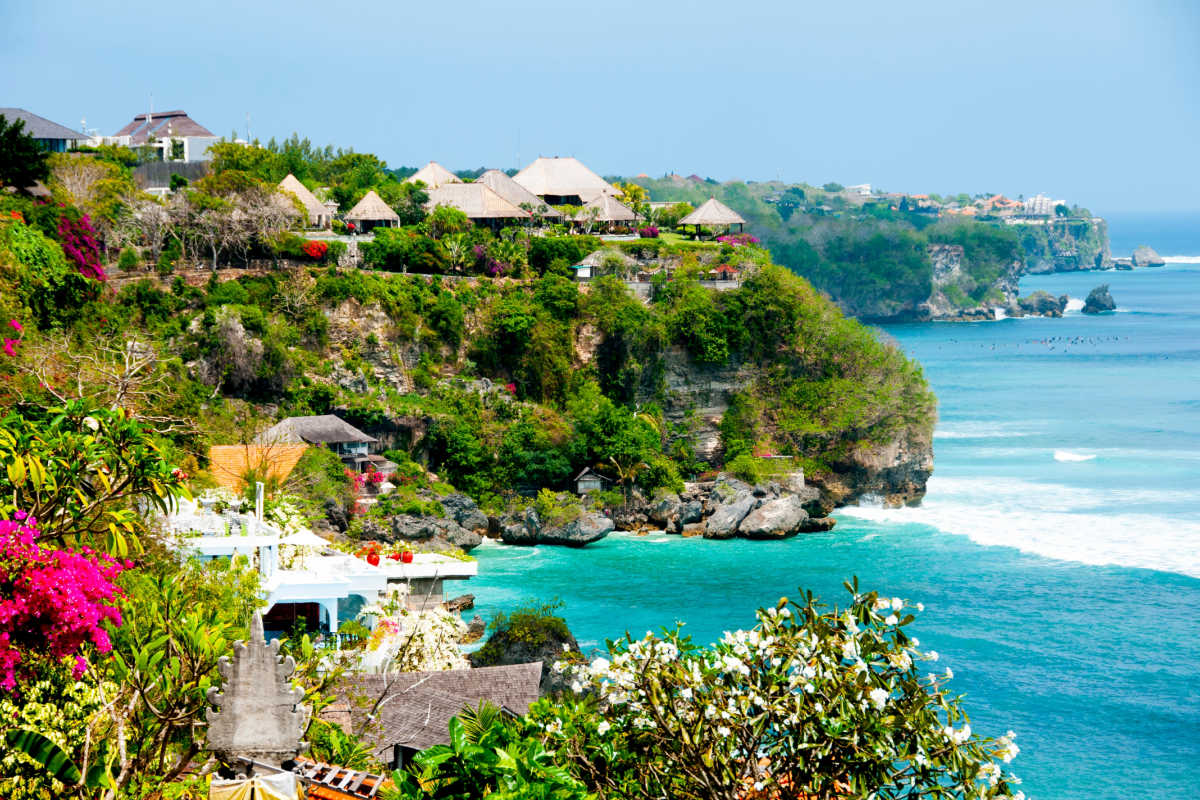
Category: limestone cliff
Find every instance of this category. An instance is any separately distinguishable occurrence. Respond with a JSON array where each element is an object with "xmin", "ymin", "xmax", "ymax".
[
  {"xmin": 1016, "ymin": 218, "xmax": 1111, "ymax": 274},
  {"xmin": 618, "ymin": 345, "xmax": 934, "ymax": 508}
]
